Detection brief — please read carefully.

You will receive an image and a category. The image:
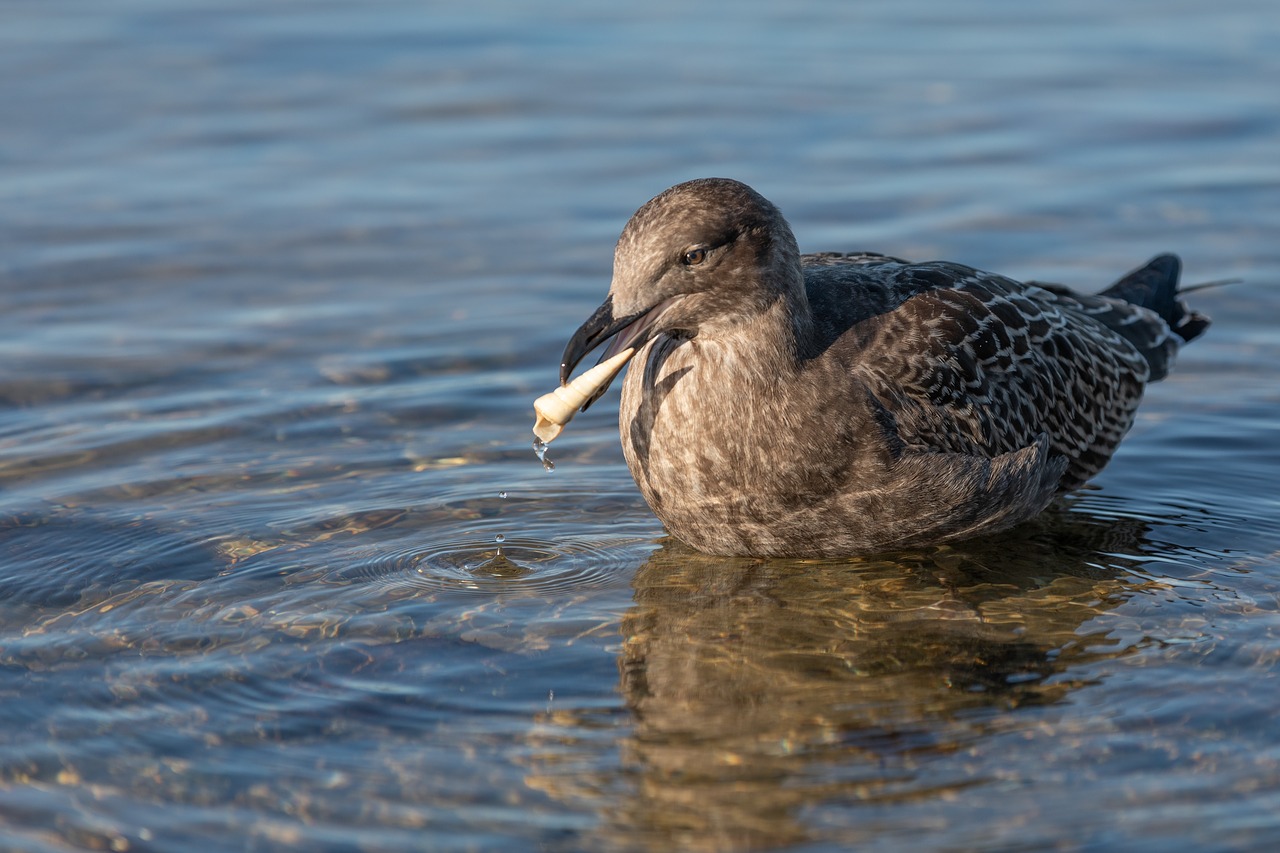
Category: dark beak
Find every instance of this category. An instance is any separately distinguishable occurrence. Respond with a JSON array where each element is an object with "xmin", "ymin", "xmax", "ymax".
[{"xmin": 559, "ymin": 294, "xmax": 673, "ymax": 410}]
